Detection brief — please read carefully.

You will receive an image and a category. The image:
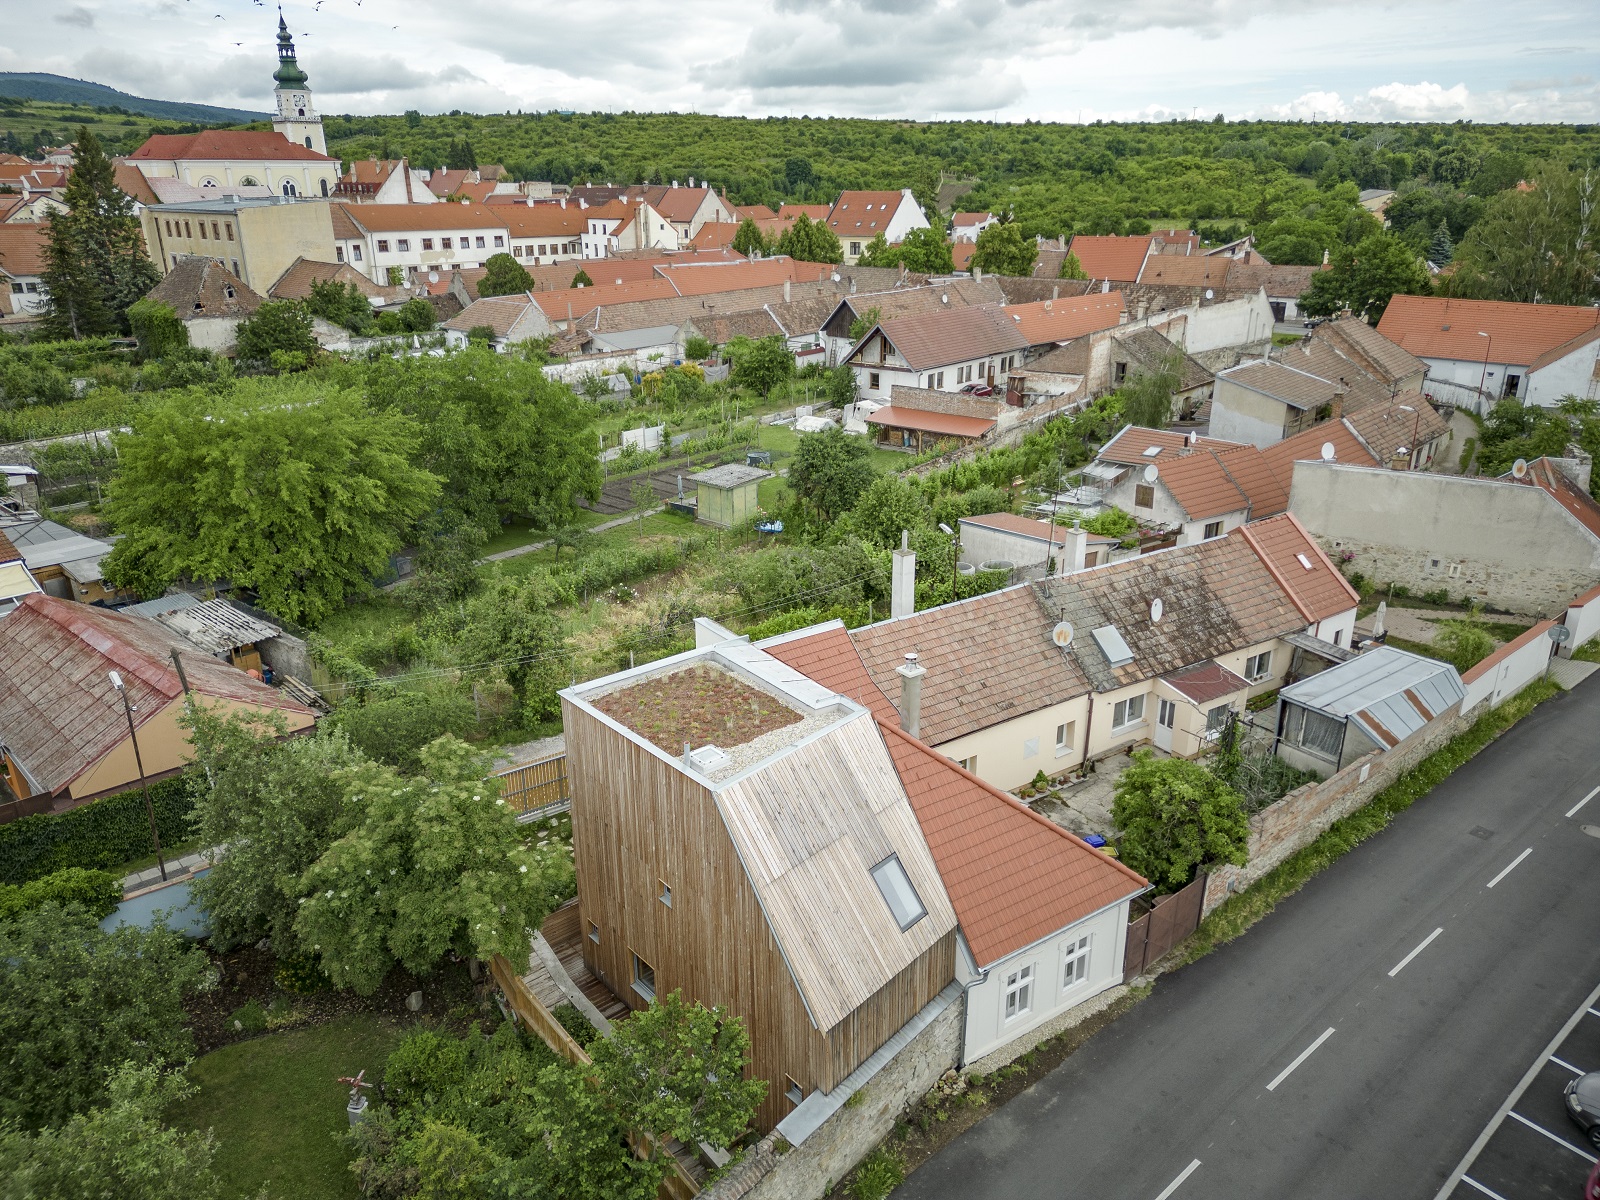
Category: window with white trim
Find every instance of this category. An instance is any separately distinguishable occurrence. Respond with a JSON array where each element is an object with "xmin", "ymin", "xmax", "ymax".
[
  {"xmin": 631, "ymin": 952, "xmax": 656, "ymax": 1001},
  {"xmin": 493, "ymin": 235, "xmax": 504, "ymax": 247},
  {"xmin": 1157, "ymin": 697, "xmax": 1175, "ymax": 729},
  {"xmin": 1003, "ymin": 964, "xmax": 1034, "ymax": 1022},
  {"xmin": 1062, "ymin": 935, "xmax": 1090, "ymax": 989},
  {"xmin": 422, "ymin": 238, "xmax": 434, "ymax": 250},
  {"xmin": 1112, "ymin": 694, "xmax": 1145, "ymax": 729},
  {"xmin": 396, "ymin": 239, "xmax": 410, "ymax": 252},
  {"xmin": 1244, "ymin": 650, "xmax": 1272, "ymax": 681},
  {"xmin": 1206, "ymin": 704, "xmax": 1230, "ymax": 734},
  {"xmin": 1055, "ymin": 722, "xmax": 1074, "ymax": 755},
  {"xmin": 376, "ymin": 239, "xmax": 390, "ymax": 253},
  {"xmin": 351, "ymin": 245, "xmax": 362, "ymax": 261}
]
